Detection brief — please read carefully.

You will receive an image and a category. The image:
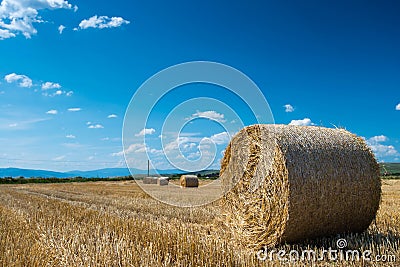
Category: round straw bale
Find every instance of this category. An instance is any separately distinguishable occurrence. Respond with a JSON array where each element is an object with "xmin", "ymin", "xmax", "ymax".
[
  {"xmin": 180, "ymin": 175, "xmax": 199, "ymax": 187},
  {"xmin": 220, "ymin": 124, "xmax": 381, "ymax": 248},
  {"xmin": 143, "ymin": 177, "xmax": 158, "ymax": 184},
  {"xmin": 158, "ymin": 177, "xmax": 169, "ymax": 186}
]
